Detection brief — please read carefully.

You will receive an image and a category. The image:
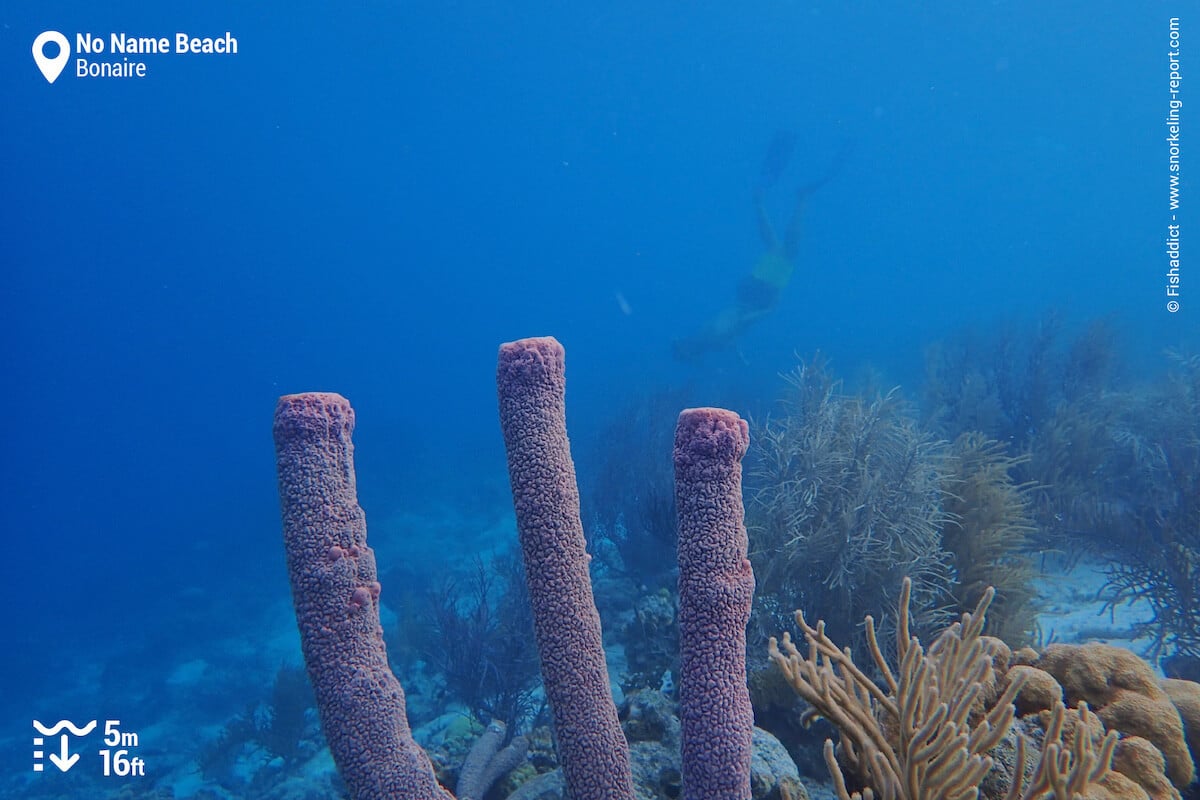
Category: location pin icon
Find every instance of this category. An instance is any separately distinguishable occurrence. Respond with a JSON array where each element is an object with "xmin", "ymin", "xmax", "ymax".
[{"xmin": 33, "ymin": 31, "xmax": 70, "ymax": 84}]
